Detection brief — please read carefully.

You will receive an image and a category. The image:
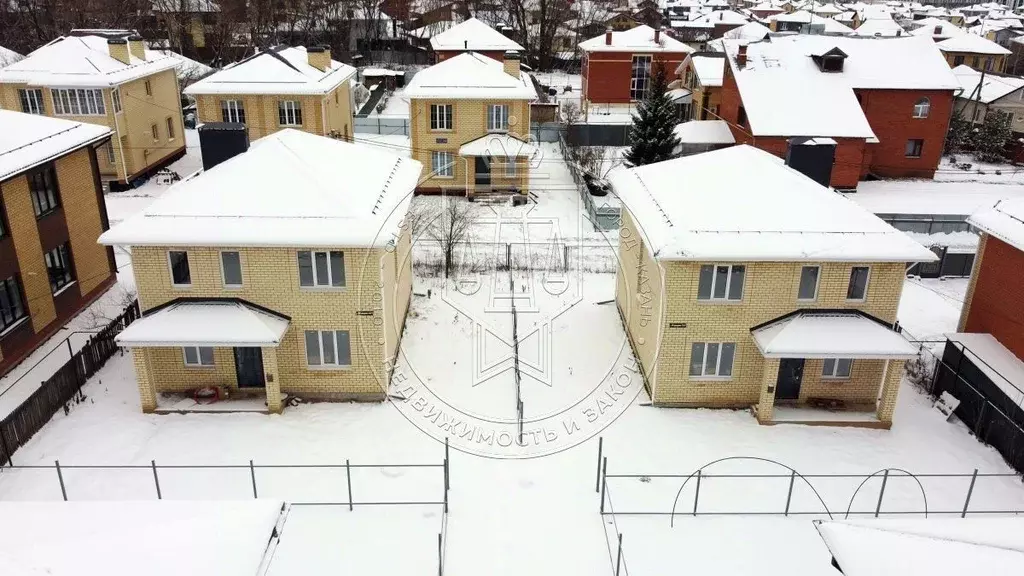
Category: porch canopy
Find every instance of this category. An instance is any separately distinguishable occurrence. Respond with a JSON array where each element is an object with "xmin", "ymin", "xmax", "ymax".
[
  {"xmin": 116, "ymin": 300, "xmax": 290, "ymax": 348},
  {"xmin": 751, "ymin": 311, "xmax": 919, "ymax": 360},
  {"xmin": 458, "ymin": 133, "xmax": 538, "ymax": 157}
]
